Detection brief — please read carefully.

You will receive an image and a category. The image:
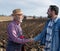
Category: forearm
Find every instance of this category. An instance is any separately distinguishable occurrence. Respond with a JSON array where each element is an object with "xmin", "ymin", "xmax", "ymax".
[
  {"xmin": 12, "ymin": 37, "xmax": 30, "ymax": 44},
  {"xmin": 33, "ymin": 28, "xmax": 46, "ymax": 42}
]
